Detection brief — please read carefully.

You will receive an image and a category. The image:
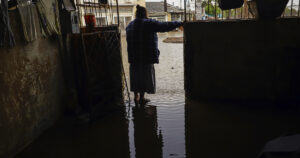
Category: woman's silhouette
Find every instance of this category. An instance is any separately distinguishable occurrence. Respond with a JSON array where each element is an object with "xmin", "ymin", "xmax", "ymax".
[{"xmin": 126, "ymin": 5, "xmax": 183, "ymax": 105}]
